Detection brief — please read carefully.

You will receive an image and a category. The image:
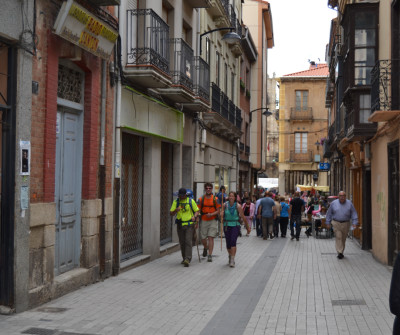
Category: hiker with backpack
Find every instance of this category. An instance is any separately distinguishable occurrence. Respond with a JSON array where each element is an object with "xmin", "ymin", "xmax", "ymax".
[
  {"xmin": 197, "ymin": 183, "xmax": 221, "ymax": 262},
  {"xmin": 220, "ymin": 191, "xmax": 250, "ymax": 268},
  {"xmin": 170, "ymin": 188, "xmax": 200, "ymax": 267}
]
